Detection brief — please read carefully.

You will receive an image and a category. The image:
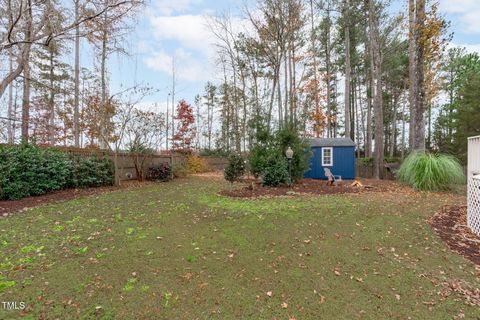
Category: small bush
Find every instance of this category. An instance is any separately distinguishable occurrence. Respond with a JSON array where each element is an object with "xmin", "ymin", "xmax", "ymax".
[
  {"xmin": 224, "ymin": 153, "xmax": 245, "ymax": 184},
  {"xmin": 397, "ymin": 152, "xmax": 465, "ymax": 191},
  {"xmin": 186, "ymin": 155, "xmax": 209, "ymax": 173},
  {"xmin": 69, "ymin": 155, "xmax": 114, "ymax": 188},
  {"xmin": 148, "ymin": 162, "xmax": 172, "ymax": 182},
  {"xmin": 261, "ymin": 155, "xmax": 289, "ymax": 187},
  {"xmin": 173, "ymin": 162, "xmax": 189, "ymax": 178}
]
